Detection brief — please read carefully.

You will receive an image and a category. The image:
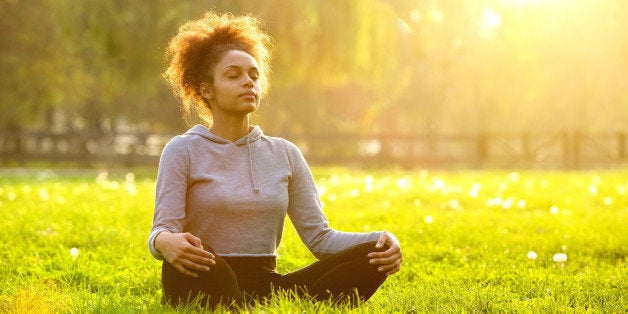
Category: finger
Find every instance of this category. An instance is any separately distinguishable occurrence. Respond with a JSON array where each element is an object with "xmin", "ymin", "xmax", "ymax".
[
  {"xmin": 180, "ymin": 257, "xmax": 212, "ymax": 273},
  {"xmin": 368, "ymin": 244, "xmax": 401, "ymax": 259},
  {"xmin": 385, "ymin": 262, "xmax": 401, "ymax": 276},
  {"xmin": 186, "ymin": 245, "xmax": 214, "ymax": 260},
  {"xmin": 173, "ymin": 262, "xmax": 199, "ymax": 278},
  {"xmin": 375, "ymin": 233, "xmax": 388, "ymax": 249},
  {"xmin": 184, "ymin": 251, "xmax": 216, "ymax": 268},
  {"xmin": 184, "ymin": 233, "xmax": 204, "ymax": 249},
  {"xmin": 369, "ymin": 251, "xmax": 402, "ymax": 265},
  {"xmin": 376, "ymin": 261, "xmax": 398, "ymax": 273}
]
